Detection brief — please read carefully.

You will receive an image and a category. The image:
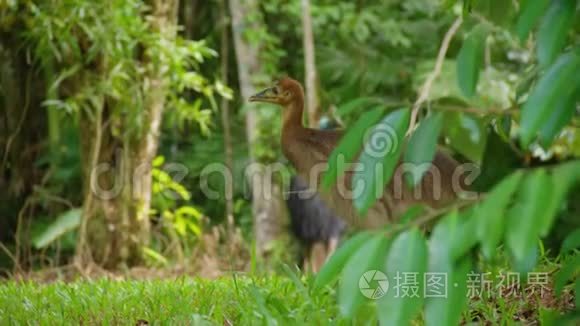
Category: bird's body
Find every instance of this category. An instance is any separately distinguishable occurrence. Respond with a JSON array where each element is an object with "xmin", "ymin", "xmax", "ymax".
[
  {"xmin": 286, "ymin": 175, "xmax": 346, "ymax": 272},
  {"xmin": 251, "ymin": 77, "xmax": 462, "ymax": 229}
]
